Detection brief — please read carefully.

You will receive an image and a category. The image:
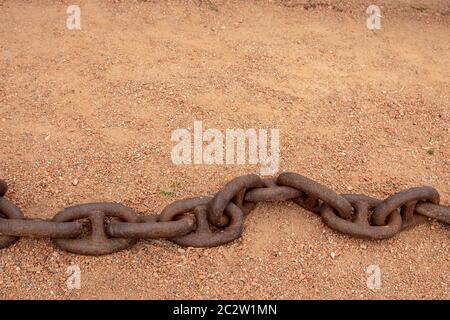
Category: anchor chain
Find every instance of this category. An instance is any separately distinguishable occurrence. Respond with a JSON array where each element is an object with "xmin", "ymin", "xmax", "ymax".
[{"xmin": 0, "ymin": 173, "xmax": 448, "ymax": 256}]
